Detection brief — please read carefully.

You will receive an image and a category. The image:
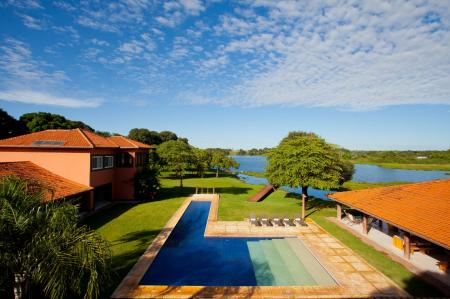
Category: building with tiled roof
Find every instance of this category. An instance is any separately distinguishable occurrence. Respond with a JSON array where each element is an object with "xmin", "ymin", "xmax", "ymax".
[
  {"xmin": 0, "ymin": 161, "xmax": 92, "ymax": 202},
  {"xmin": 329, "ymin": 179, "xmax": 450, "ymax": 250},
  {"xmin": 0, "ymin": 129, "xmax": 153, "ymax": 210}
]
